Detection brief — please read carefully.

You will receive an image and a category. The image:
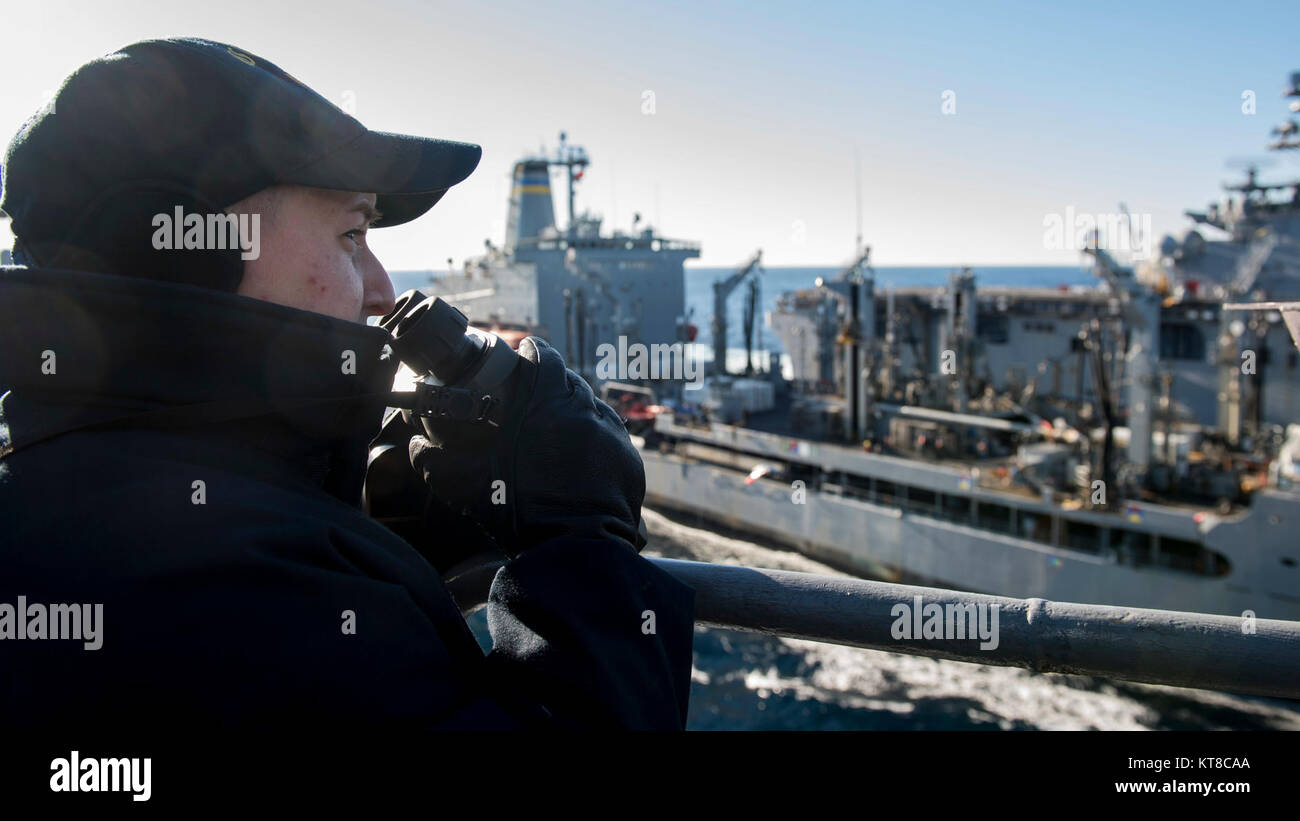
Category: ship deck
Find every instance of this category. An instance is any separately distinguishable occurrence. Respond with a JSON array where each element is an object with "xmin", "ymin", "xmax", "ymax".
[{"xmin": 671, "ymin": 387, "xmax": 1235, "ymax": 515}]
